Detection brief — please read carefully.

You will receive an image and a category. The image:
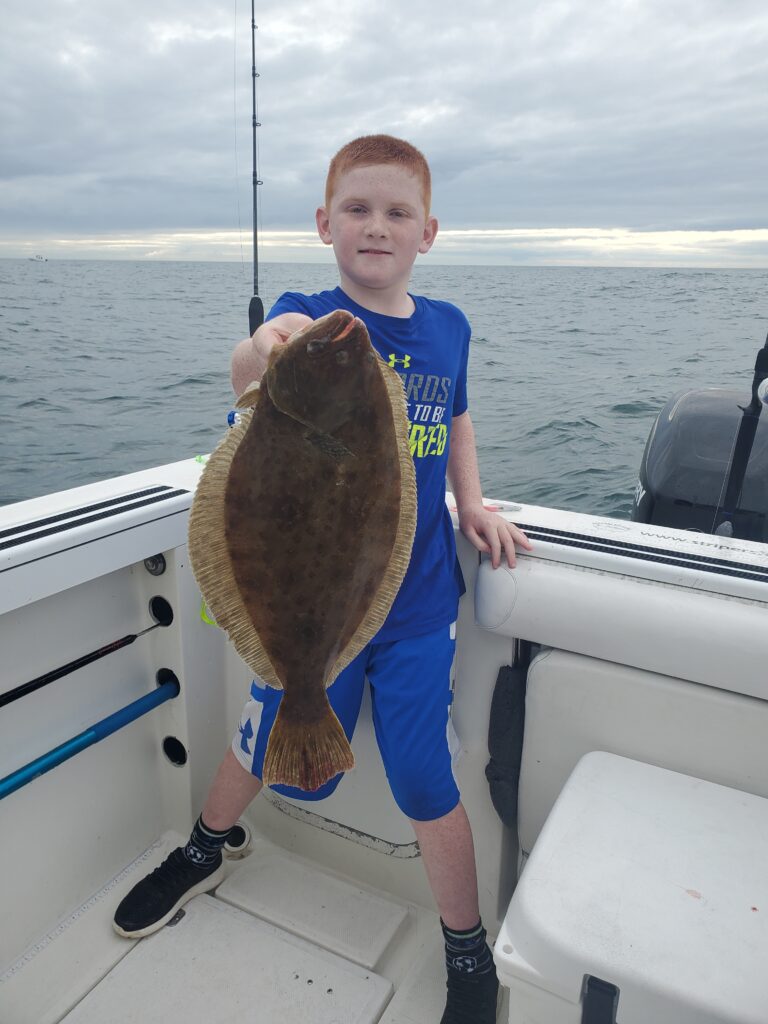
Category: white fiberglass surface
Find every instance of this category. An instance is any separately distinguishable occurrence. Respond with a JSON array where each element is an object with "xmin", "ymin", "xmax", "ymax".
[{"xmin": 60, "ymin": 896, "xmax": 393, "ymax": 1024}]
